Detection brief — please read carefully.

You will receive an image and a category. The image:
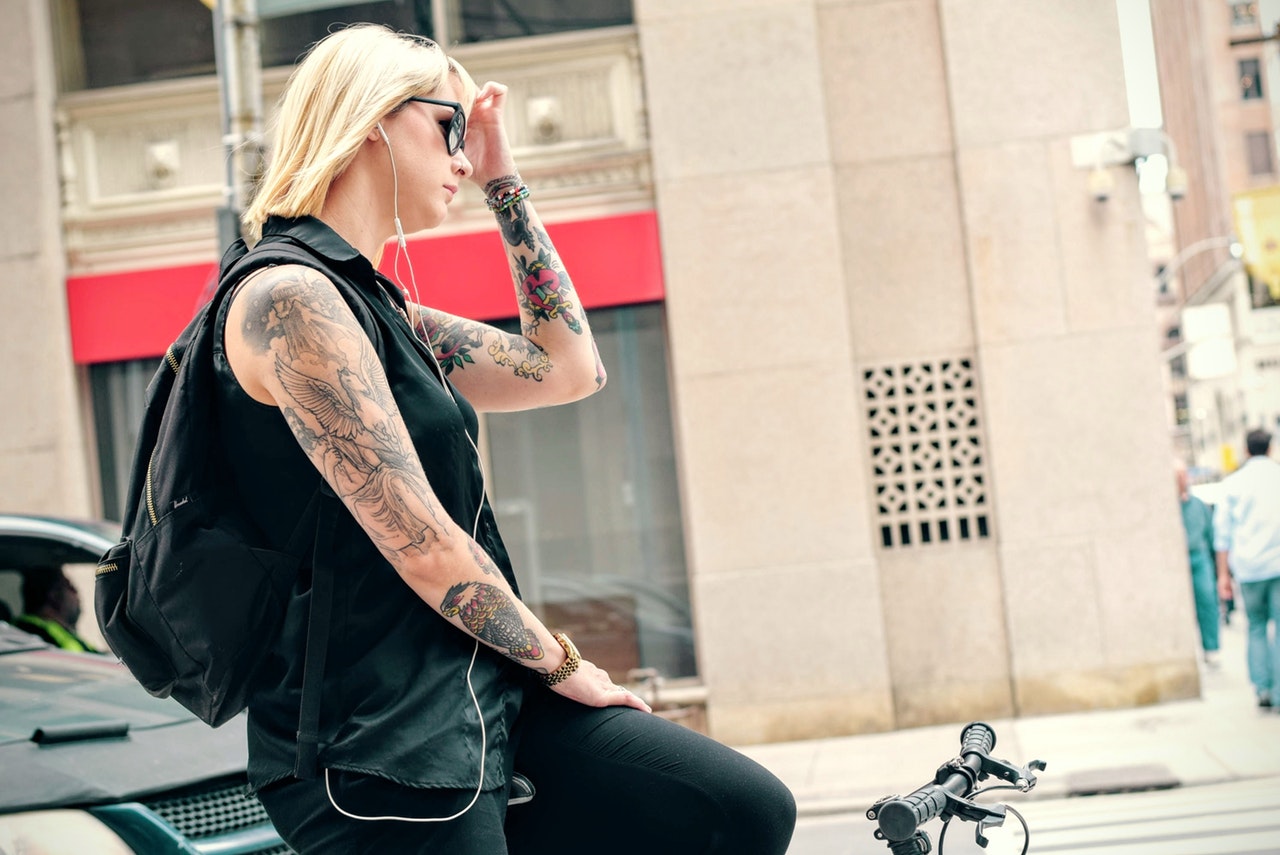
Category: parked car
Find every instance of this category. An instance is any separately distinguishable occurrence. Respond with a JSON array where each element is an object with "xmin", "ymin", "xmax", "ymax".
[{"xmin": 0, "ymin": 513, "xmax": 290, "ymax": 855}]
